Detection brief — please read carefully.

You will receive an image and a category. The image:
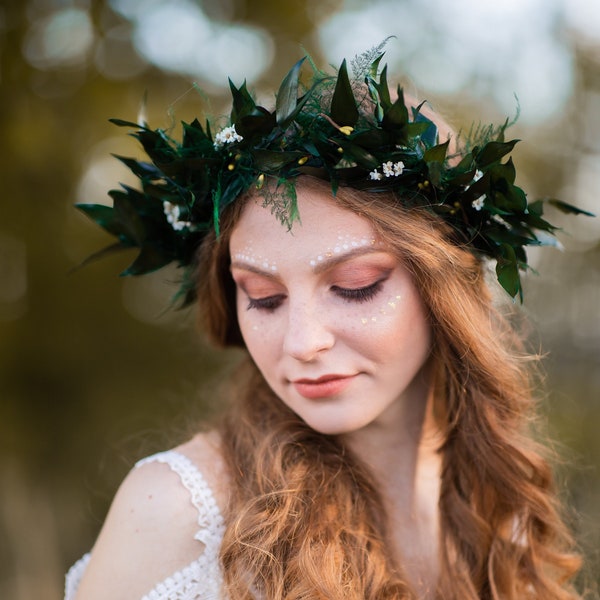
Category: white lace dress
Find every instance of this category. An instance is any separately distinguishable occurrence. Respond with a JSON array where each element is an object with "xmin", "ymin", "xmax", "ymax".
[{"xmin": 64, "ymin": 450, "xmax": 226, "ymax": 600}]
